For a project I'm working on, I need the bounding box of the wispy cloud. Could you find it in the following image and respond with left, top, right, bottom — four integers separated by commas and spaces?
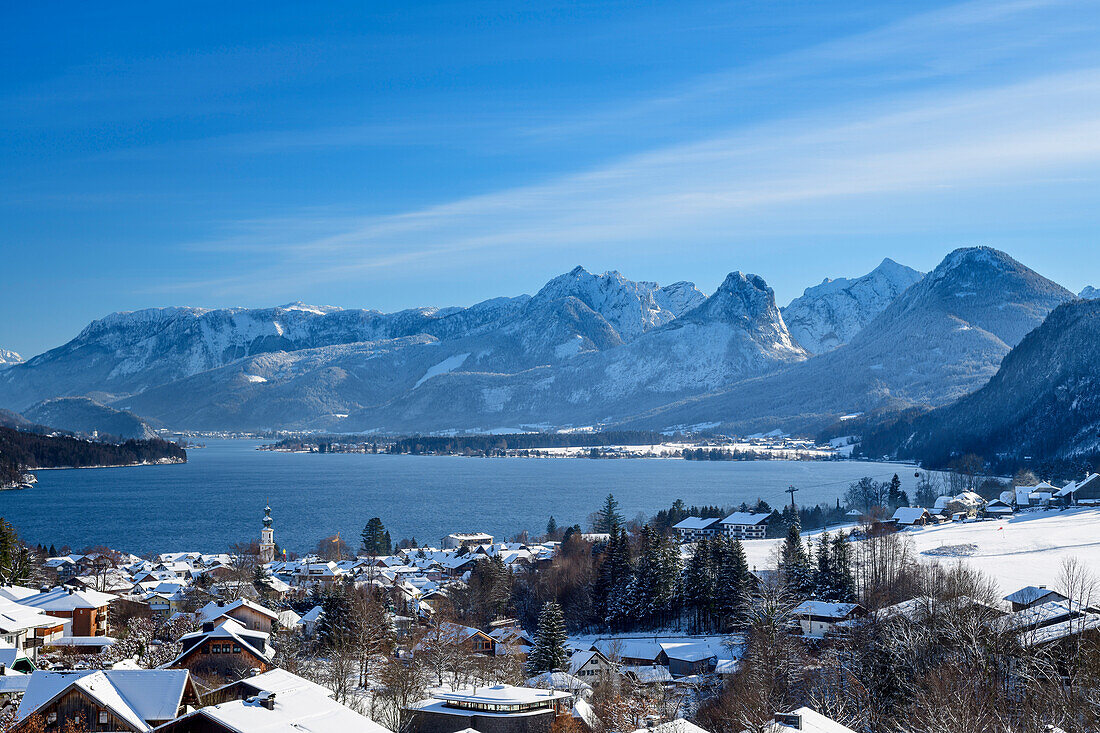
158, 0, 1100, 299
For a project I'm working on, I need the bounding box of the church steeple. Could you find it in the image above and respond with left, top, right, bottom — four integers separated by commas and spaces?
259, 503, 275, 563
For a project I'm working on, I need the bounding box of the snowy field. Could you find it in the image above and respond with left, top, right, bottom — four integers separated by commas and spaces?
531, 441, 839, 459
740, 507, 1100, 594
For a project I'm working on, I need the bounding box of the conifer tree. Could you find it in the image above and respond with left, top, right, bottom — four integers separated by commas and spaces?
887, 474, 903, 509
683, 538, 715, 631
360, 518, 388, 556
595, 494, 624, 534
546, 516, 558, 537
527, 600, 569, 674
814, 531, 833, 599
830, 531, 856, 602
780, 523, 814, 599
715, 537, 752, 630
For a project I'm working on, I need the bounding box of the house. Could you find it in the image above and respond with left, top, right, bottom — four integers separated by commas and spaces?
0, 666, 30, 705
165, 619, 275, 678
983, 499, 1014, 517
1004, 586, 1069, 612
763, 706, 858, 733
420, 623, 496, 656
524, 671, 591, 698
297, 606, 323, 637
15, 669, 198, 732
200, 667, 334, 706
19, 587, 116, 637
890, 507, 932, 527
568, 649, 614, 681
196, 599, 279, 633
672, 517, 723, 543
791, 601, 866, 637
154, 685, 390, 733
407, 684, 571, 733
1004, 600, 1089, 634
442, 533, 494, 550
590, 639, 667, 667
0, 642, 36, 673
1057, 473, 1100, 505
719, 513, 770, 541
660, 643, 717, 677
490, 626, 534, 657
0, 598, 67, 660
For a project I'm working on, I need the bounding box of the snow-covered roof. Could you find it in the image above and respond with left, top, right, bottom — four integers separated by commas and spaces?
0, 598, 67, 634
1021, 613, 1100, 647
197, 598, 278, 624
1004, 586, 1067, 606
591, 639, 664, 661
19, 587, 117, 612
792, 601, 862, 619
0, 585, 40, 602
620, 665, 673, 683
175, 685, 389, 733
17, 670, 192, 730
1003, 600, 1084, 631
432, 684, 571, 706
720, 512, 769, 526
210, 668, 334, 699
660, 642, 717, 662
672, 517, 722, 531
170, 618, 273, 666
891, 507, 931, 525
763, 707, 857, 733
525, 671, 591, 693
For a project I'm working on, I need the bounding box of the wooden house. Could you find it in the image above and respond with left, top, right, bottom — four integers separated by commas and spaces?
166, 619, 275, 679
19, 587, 115, 637
14, 669, 198, 732
196, 599, 279, 634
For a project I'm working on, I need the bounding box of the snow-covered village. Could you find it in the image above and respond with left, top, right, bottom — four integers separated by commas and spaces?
0, 470, 1098, 732
9, 1, 1100, 731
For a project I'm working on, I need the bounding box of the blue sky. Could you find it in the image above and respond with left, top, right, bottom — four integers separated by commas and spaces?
3, 0, 1100, 358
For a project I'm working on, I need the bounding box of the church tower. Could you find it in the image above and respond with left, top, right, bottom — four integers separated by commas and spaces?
260, 504, 275, 563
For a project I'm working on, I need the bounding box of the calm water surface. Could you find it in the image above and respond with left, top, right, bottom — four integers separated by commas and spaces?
1, 440, 923, 555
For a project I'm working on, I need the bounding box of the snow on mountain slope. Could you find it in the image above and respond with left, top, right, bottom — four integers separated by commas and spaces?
529, 267, 704, 341
621, 247, 1074, 436
782, 258, 923, 353
338, 271, 806, 433
23, 396, 159, 440
1081, 286, 1099, 299
0, 350, 22, 370
741, 507, 1100, 595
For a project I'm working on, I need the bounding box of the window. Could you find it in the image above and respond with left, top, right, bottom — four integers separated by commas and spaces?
99, 711, 109, 724
233, 645, 241, 653
47, 713, 57, 724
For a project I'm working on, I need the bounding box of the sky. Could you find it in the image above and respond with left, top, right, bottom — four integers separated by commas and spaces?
3, 0, 1100, 358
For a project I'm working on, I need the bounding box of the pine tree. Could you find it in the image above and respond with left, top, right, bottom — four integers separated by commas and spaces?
683, 538, 714, 632
714, 537, 752, 630
887, 474, 903, 509
779, 523, 814, 599
316, 583, 361, 651
527, 600, 569, 674
595, 494, 624, 534
546, 516, 558, 537
813, 531, 833, 599
831, 531, 856, 602
360, 518, 387, 556
596, 528, 632, 627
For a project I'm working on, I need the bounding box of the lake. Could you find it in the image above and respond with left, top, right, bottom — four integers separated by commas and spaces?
1, 440, 925, 556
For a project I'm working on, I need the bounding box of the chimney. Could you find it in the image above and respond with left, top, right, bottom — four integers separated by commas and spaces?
202, 622, 215, 633
257, 691, 276, 710
0, 664, 6, 676
216, 600, 225, 607
774, 713, 803, 730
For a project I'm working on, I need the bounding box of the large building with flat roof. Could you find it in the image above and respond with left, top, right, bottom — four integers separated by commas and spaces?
408, 684, 571, 733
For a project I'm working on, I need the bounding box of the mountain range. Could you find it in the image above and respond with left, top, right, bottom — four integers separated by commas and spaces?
859, 298, 1100, 470
0, 247, 1085, 437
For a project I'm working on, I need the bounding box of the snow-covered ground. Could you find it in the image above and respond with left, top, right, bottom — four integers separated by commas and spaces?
741, 507, 1100, 594
522, 440, 840, 459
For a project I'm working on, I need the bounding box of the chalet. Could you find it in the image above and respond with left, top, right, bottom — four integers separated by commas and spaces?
166, 619, 275, 678
983, 499, 1014, 517
1004, 585, 1068, 612
196, 599, 279, 633
672, 517, 723, 543
200, 668, 334, 706
15, 669, 198, 732
297, 606, 323, 637
791, 601, 866, 637
20, 587, 115, 637
1004, 600, 1090, 634
155, 685, 389, 733
407, 684, 571, 733
524, 671, 591, 698
890, 507, 932, 527
568, 649, 614, 681
489, 626, 534, 657
719, 512, 770, 541
764, 707, 858, 733
420, 623, 496, 656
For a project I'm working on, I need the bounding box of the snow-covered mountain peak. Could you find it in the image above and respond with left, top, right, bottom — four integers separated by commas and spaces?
684, 271, 784, 326
781, 259, 923, 354
530, 266, 692, 341
0, 349, 22, 369
277, 301, 343, 315
1081, 286, 1099, 300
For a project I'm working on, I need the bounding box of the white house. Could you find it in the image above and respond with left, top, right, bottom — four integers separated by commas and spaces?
672, 517, 723, 542
791, 601, 866, 637
891, 507, 932, 527
719, 512, 770, 541
763, 707, 858, 733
